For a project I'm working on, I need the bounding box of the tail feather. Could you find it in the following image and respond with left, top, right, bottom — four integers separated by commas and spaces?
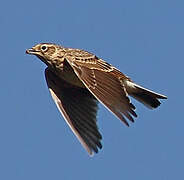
128, 83, 167, 109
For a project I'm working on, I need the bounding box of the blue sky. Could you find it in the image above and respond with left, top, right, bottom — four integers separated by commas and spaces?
0, 0, 183, 179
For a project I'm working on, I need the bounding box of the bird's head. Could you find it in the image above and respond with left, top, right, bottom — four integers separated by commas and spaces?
26, 43, 65, 67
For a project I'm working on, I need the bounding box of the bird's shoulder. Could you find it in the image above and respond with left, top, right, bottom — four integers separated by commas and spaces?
64, 48, 114, 72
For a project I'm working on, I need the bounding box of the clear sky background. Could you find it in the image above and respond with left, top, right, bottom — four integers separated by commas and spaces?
0, 0, 183, 179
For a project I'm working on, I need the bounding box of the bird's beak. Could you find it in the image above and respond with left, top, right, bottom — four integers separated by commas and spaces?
26, 48, 39, 55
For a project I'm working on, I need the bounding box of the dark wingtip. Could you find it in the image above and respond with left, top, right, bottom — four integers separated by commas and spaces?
130, 103, 136, 110
125, 122, 130, 127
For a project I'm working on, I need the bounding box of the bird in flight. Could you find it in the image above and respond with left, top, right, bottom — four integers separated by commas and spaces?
26, 43, 167, 155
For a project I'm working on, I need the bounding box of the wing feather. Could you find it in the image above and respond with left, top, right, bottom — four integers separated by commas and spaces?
65, 57, 137, 126
45, 68, 102, 155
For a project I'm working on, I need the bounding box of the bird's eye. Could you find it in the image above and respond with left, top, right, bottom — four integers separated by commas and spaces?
41, 45, 48, 52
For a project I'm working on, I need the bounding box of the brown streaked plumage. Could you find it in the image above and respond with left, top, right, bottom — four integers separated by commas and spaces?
26, 43, 167, 155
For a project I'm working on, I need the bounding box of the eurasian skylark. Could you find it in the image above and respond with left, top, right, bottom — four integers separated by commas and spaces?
26, 43, 167, 155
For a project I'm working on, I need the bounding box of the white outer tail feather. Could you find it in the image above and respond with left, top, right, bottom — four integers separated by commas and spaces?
125, 81, 167, 109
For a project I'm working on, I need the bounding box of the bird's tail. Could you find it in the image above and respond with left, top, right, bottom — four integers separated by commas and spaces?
127, 82, 167, 109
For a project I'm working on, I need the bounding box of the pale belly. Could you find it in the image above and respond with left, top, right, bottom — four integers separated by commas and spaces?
55, 64, 85, 88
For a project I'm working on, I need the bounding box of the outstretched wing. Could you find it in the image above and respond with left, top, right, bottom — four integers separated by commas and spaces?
45, 68, 102, 155
65, 53, 137, 126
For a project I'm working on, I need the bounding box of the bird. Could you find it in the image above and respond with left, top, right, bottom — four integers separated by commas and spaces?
26, 43, 167, 155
